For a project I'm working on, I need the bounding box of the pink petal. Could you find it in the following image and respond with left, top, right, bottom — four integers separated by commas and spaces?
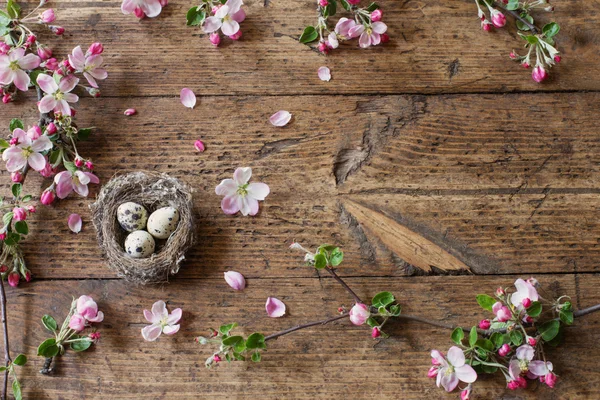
371, 22, 387, 34
84, 172, 100, 184
516, 344, 535, 361
18, 53, 41, 70
221, 195, 241, 215
38, 95, 57, 114
124, 108, 136, 116
269, 110, 292, 127
13, 70, 30, 91
87, 310, 104, 323
180, 88, 196, 109
233, 167, 252, 185
202, 16, 222, 33
265, 297, 286, 318
143, 309, 156, 323
140, 0, 163, 18
221, 20, 239, 37
58, 75, 79, 93
359, 32, 371, 48
121, 0, 137, 14
247, 182, 270, 200
167, 308, 182, 325
68, 213, 82, 233
245, 197, 260, 216
54, 100, 72, 116
141, 324, 162, 341
163, 324, 180, 335
318, 66, 331, 82
528, 360, 549, 377
68, 46, 86, 70
194, 140, 205, 152
151, 300, 168, 319
454, 365, 477, 383
225, 0, 242, 14
28, 152, 46, 171
55, 178, 74, 199
37, 73, 58, 94
215, 179, 238, 196
224, 271, 246, 290
440, 372, 458, 392
447, 346, 465, 367
231, 8, 246, 23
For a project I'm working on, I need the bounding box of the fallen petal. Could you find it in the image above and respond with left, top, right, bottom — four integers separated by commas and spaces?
318, 66, 331, 82
180, 88, 197, 109
124, 108, 136, 116
265, 297, 286, 318
68, 213, 82, 233
269, 110, 292, 127
224, 271, 246, 290
194, 139, 205, 152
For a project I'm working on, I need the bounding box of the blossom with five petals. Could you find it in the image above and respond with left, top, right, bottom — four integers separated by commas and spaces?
510, 278, 539, 308
348, 22, 388, 48
54, 170, 100, 198
215, 167, 270, 216
431, 347, 477, 392
202, 0, 245, 36
121, 0, 163, 18
141, 300, 182, 341
68, 45, 108, 88
0, 48, 41, 91
2, 127, 52, 172
37, 74, 79, 116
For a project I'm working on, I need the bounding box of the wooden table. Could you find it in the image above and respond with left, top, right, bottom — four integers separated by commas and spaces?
1, 0, 599, 398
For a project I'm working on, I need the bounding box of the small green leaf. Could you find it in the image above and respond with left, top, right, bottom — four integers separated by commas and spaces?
510, 330, 523, 346
365, 2, 380, 12
372, 291, 395, 308
451, 327, 464, 345
20, 195, 32, 203
9, 118, 23, 132
251, 351, 261, 362
64, 161, 77, 173
366, 317, 379, 328
29, 70, 42, 88
37, 338, 60, 357
77, 128, 93, 141
0, 10, 11, 26
186, 6, 206, 26
329, 249, 343, 267
475, 294, 496, 312
12, 354, 26, 366
526, 301, 542, 318
314, 253, 327, 269
2, 212, 13, 227
233, 340, 246, 354
11, 183, 21, 198
546, 328, 563, 347
538, 320, 560, 341
490, 332, 506, 349
70, 337, 93, 352
482, 364, 498, 374
389, 304, 401, 316
42, 315, 58, 332
14, 221, 28, 235
0, 367, 5, 372
516, 13, 534, 31
12, 379, 21, 400
523, 35, 539, 45
246, 333, 266, 350
339, 0, 350, 11
232, 352, 245, 361
6, 0, 21, 19
506, 0, 519, 11
222, 335, 243, 347
219, 323, 238, 335
543, 22, 560, 38
469, 326, 478, 347
299, 26, 318, 44
475, 338, 494, 352
323, 0, 336, 18
0, 139, 9, 149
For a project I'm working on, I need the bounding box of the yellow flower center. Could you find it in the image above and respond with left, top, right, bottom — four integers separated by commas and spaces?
21, 147, 33, 158
9, 61, 19, 71
236, 184, 248, 197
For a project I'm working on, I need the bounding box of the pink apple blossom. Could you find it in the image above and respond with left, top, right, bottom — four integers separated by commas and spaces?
37, 73, 79, 116
0, 48, 41, 91
507, 344, 550, 386
532, 65, 548, 83
498, 343, 511, 357
492, 301, 512, 322
121, 0, 163, 18
54, 170, 100, 198
510, 278, 538, 309
69, 313, 86, 331
349, 303, 370, 325
40, 189, 55, 205
68, 45, 107, 88
2, 127, 52, 172
202, 0, 245, 37
141, 300, 182, 341
76, 295, 105, 323
335, 18, 357, 39
40, 9, 56, 23
215, 167, 270, 216
430, 347, 477, 392
349, 22, 388, 48
224, 271, 245, 290
12, 207, 27, 221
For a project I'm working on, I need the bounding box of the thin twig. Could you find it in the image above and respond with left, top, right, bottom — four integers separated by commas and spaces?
493, 1, 539, 34
573, 304, 600, 318
265, 313, 349, 341
0, 277, 11, 400
324, 267, 363, 304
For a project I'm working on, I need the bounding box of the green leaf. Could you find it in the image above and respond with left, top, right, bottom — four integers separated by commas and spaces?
37, 338, 60, 357
482, 364, 498, 374
538, 320, 560, 341
222, 335, 244, 347
233, 340, 246, 354
372, 291, 395, 308
329, 248, 343, 267
251, 351, 261, 362
389, 304, 401, 317
526, 301, 542, 318
516, 13, 534, 31
64, 161, 77, 173
14, 221, 27, 235
490, 332, 506, 348
366, 317, 379, 328
11, 183, 21, 198
12, 354, 26, 366
475, 338, 494, 352
314, 253, 327, 269
3, 212, 13, 227
469, 326, 478, 347
543, 22, 560, 38
0, 367, 5, 372
6, 0, 20, 19
546, 328, 563, 347
475, 294, 496, 312
246, 333, 266, 350
70, 337, 93, 352
323, 0, 336, 18
0, 139, 9, 149
186, 6, 206, 26
365, 2, 380, 12
0, 10, 11, 26
523, 35, 539, 45
232, 352, 245, 361
12, 379, 21, 400
451, 327, 464, 345
510, 330, 523, 346
299, 26, 318, 44
219, 323, 238, 335
29, 69, 42, 88
339, 0, 351, 11
559, 302, 573, 325
20, 195, 32, 203
9, 118, 23, 132
42, 315, 58, 332
506, 0, 519, 11
77, 128, 93, 141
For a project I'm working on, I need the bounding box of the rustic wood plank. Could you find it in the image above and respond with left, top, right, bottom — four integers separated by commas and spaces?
28, 0, 600, 96
4, 274, 600, 399
0, 94, 597, 278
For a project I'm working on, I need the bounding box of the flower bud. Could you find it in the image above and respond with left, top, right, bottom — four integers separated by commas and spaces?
554, 55, 561, 63
228, 30, 242, 41
41, 190, 55, 205
522, 298, 532, 308
50, 25, 65, 35
427, 366, 438, 378
87, 87, 101, 97
43, 58, 59, 71
528, 337, 537, 346
0, 265, 7, 273
498, 343, 511, 357
209, 32, 221, 47
532, 65, 548, 83
37, 45, 52, 60
371, 326, 381, 338
380, 33, 390, 43
41, 9, 56, 23
524, 315, 533, 324
224, 271, 246, 290
0, 232, 6, 241
319, 0, 328, 6
24, 271, 32, 282
0, 43, 9, 55
26, 205, 36, 214
491, 11, 506, 28
85, 161, 94, 170
371, 9, 383, 22
26, 35, 37, 45
7, 272, 20, 287
213, 354, 221, 363
30, 125, 42, 140
134, 7, 144, 18
347, 0, 360, 4
74, 157, 84, 168
509, 51, 517, 59
337, 307, 344, 313
478, 319, 491, 330
194, 140, 205, 152
482, 21, 492, 31
68, 313, 86, 332
46, 122, 57, 134
349, 303, 370, 325
124, 108, 136, 116
318, 41, 331, 54
89, 331, 101, 341
10, 171, 23, 183
460, 387, 471, 400
545, 372, 557, 388
12, 207, 27, 222
87, 42, 104, 56
2, 94, 12, 104
495, 287, 505, 297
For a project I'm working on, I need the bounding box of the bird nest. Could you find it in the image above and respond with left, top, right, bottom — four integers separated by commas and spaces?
91, 171, 195, 284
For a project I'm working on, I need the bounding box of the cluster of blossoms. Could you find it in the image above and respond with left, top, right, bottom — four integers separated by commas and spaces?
186, 0, 246, 46
429, 278, 571, 398
474, 0, 561, 82
300, 0, 388, 52
37, 295, 103, 374
121, 0, 169, 19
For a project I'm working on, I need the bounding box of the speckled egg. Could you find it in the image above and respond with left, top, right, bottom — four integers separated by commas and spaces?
124, 230, 155, 258
147, 207, 180, 239
117, 202, 148, 232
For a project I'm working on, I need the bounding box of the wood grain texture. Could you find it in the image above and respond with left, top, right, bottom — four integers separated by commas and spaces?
5, 275, 600, 399
26, 0, 600, 96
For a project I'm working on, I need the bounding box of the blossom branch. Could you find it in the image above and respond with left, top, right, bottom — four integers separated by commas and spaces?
264, 312, 349, 341
0, 276, 11, 400
324, 267, 363, 304
492, 1, 538, 34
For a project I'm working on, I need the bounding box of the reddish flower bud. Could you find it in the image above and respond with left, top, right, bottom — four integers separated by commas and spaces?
87, 42, 104, 56
10, 171, 23, 183
528, 337, 537, 346
545, 372, 557, 388
498, 343, 511, 357
482, 21, 492, 31
228, 30, 242, 41
496, 287, 505, 297
522, 298, 532, 308
194, 140, 205, 152
26, 35, 37, 44
74, 157, 84, 167
209, 32, 221, 47
532, 65, 548, 83
7, 272, 20, 287
134, 7, 144, 18
43, 57, 59, 71
50, 26, 65, 35
213, 354, 221, 363
0, 43, 9, 55
0, 233, 6, 241
554, 55, 561, 63
89, 331, 101, 341
40, 9, 56, 23
337, 307, 344, 313
2, 94, 12, 104
26, 205, 36, 214
380, 33, 390, 43
319, 0, 328, 6
0, 265, 7, 273
46, 122, 57, 135
25, 271, 32, 282
40, 190, 56, 205
509, 51, 517, 59
124, 108, 136, 116
478, 319, 491, 330
85, 161, 94, 170
37, 45, 53, 60
318, 41, 331, 54
371, 326, 381, 338
491, 11, 506, 28
12, 207, 27, 221
427, 366, 438, 378
371, 9, 383, 22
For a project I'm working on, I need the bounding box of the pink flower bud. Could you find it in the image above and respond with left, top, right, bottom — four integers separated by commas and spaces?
41, 9, 56, 23
213, 354, 221, 362
498, 343, 511, 357
522, 298, 532, 308
380, 33, 390, 43
194, 140, 205, 152
347, 0, 360, 4
509, 51, 517, 59
554, 55, 561, 63
427, 366, 438, 378
37, 45, 52, 60
87, 87, 101, 97
528, 337, 537, 346
26, 35, 37, 45
30, 125, 42, 139
318, 41, 331, 54
75, 157, 84, 168
87, 42, 104, 56
507, 380, 519, 390
460, 387, 471, 400
371, 326, 381, 338
85, 161, 94, 170
224, 271, 246, 290
9, 138, 17, 146
24, 271, 32, 282
337, 307, 344, 313
319, 0, 328, 6
532, 65, 548, 83
40, 190, 55, 205
89, 331, 101, 341
124, 108, 136, 116
12, 207, 27, 222
371, 9, 383, 22
10, 171, 23, 183
0, 43, 9, 55
26, 205, 36, 214
482, 21, 492, 31
209, 32, 221, 47
69, 313, 86, 332
495, 287, 505, 297
545, 372, 557, 388
349, 303, 370, 325
46, 122, 57, 135
0, 265, 7, 273
43, 58, 59, 71
50, 26, 65, 35
7, 272, 20, 287
0, 233, 6, 241
491, 11, 506, 28
2, 94, 12, 104
228, 30, 242, 41
522, 61, 530, 69
134, 7, 144, 18
478, 319, 491, 330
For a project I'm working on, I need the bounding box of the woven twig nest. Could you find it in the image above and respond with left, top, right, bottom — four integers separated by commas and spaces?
91, 171, 195, 284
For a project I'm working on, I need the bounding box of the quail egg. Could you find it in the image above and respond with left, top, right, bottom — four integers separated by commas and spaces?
147, 207, 180, 239
117, 202, 148, 232
124, 230, 155, 258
